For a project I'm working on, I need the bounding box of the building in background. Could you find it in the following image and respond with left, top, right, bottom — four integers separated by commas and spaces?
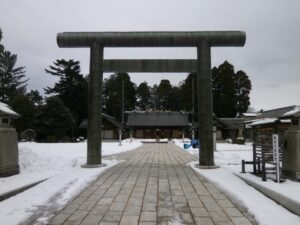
125, 111, 190, 140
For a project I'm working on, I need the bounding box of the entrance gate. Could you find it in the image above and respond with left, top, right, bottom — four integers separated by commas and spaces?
57, 31, 246, 167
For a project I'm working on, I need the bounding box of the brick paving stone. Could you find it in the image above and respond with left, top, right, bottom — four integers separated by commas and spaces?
89, 205, 109, 215
140, 211, 157, 222
80, 214, 103, 225
102, 210, 123, 222
194, 217, 214, 225
99, 222, 118, 225
223, 207, 243, 217
62, 210, 88, 225
48, 213, 71, 225
190, 207, 210, 217
119, 216, 139, 225
139, 222, 157, 225
142, 203, 157, 212
217, 199, 235, 208
231, 217, 253, 225
124, 205, 142, 216
42, 143, 254, 225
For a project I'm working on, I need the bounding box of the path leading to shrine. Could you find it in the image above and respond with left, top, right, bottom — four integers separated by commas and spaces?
48, 143, 254, 225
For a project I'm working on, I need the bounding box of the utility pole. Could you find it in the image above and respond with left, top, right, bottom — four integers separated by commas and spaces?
119, 74, 124, 146
192, 73, 195, 140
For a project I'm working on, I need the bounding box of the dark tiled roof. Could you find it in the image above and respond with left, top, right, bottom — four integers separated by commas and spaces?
218, 118, 244, 129
126, 111, 189, 127
258, 105, 296, 119
79, 113, 121, 129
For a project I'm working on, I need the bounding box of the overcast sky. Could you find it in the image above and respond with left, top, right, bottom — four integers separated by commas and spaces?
1, 0, 299, 111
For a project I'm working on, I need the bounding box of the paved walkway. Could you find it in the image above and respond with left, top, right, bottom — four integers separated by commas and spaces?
48, 143, 254, 225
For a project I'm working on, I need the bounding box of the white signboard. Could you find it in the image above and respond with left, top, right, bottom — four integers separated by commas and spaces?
272, 134, 280, 182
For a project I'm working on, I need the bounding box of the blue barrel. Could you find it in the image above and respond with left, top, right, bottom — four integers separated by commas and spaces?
183, 143, 190, 149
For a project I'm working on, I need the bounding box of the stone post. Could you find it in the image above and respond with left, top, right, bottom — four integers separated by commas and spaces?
213, 126, 217, 152
119, 129, 122, 146
197, 42, 215, 167
130, 129, 133, 143
85, 43, 105, 167
0, 128, 19, 177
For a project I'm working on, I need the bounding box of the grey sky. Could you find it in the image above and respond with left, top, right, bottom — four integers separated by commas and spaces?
1, 0, 299, 111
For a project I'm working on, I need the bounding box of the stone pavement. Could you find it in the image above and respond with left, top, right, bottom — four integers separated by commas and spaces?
48, 143, 254, 225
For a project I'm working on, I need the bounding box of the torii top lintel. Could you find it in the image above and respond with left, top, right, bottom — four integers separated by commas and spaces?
57, 31, 246, 48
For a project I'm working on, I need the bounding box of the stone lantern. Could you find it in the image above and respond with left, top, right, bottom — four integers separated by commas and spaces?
0, 102, 20, 177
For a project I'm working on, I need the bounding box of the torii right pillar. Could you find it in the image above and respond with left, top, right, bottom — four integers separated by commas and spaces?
197, 41, 216, 168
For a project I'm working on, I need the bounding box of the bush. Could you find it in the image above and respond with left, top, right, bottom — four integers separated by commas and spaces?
233, 137, 245, 145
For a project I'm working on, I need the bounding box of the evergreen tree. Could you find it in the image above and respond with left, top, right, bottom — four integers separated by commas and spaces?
103, 73, 136, 121
215, 61, 236, 117
154, 79, 173, 110
44, 59, 88, 127
179, 73, 197, 112
212, 61, 251, 117
234, 70, 252, 116
180, 61, 252, 118
169, 86, 181, 111
0, 29, 27, 103
35, 96, 75, 141
26, 89, 43, 106
0, 29, 4, 52
136, 81, 151, 110
10, 93, 35, 133
149, 84, 158, 110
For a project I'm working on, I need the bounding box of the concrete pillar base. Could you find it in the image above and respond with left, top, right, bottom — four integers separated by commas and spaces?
282, 126, 300, 181
282, 170, 300, 181
195, 164, 220, 169
0, 128, 19, 177
81, 163, 107, 168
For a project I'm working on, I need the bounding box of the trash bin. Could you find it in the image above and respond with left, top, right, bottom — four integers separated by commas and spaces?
183, 143, 190, 149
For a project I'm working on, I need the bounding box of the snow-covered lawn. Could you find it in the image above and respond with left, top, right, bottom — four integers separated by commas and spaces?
174, 139, 300, 225
0, 139, 142, 225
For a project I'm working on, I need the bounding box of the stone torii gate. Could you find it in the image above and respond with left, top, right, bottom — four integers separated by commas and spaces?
57, 31, 246, 168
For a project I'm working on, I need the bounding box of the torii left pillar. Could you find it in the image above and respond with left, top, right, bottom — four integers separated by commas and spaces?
82, 42, 106, 167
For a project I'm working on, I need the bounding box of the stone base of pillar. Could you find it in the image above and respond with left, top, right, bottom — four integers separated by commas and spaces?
81, 163, 107, 168
0, 128, 19, 177
195, 164, 220, 169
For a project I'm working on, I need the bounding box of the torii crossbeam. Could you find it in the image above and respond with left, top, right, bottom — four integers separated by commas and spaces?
57, 31, 246, 168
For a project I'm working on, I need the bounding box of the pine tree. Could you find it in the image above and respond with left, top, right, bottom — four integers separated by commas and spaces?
136, 82, 151, 110
44, 59, 88, 126
217, 61, 236, 117
234, 70, 252, 116
0, 29, 4, 52
103, 73, 136, 121
35, 96, 75, 141
181, 61, 252, 118
0, 29, 27, 103
179, 73, 197, 112
154, 79, 173, 110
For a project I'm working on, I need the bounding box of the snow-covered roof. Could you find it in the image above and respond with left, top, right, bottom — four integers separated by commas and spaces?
282, 106, 300, 117
0, 102, 20, 117
242, 112, 259, 117
249, 118, 291, 126
249, 118, 277, 126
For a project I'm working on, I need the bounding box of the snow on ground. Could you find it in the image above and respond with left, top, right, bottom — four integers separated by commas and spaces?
173, 139, 253, 165
190, 163, 300, 225
174, 139, 300, 225
0, 139, 142, 225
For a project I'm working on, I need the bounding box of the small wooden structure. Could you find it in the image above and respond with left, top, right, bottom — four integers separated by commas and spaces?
242, 118, 291, 181
0, 102, 20, 128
